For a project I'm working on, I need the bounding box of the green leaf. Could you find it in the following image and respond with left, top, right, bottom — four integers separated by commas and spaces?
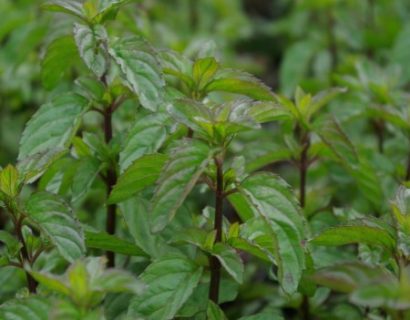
350, 281, 410, 309
0, 164, 19, 198
312, 262, 395, 293
245, 148, 292, 173
350, 160, 384, 209
315, 116, 359, 166
237, 217, 277, 263
315, 117, 383, 208
280, 40, 317, 96
248, 101, 291, 123
171, 227, 211, 249
42, 0, 86, 21
306, 87, 346, 120
151, 140, 215, 232
18, 149, 68, 184
391, 23, 410, 84
71, 157, 100, 203
84, 230, 148, 257
0, 296, 50, 320
109, 153, 168, 204
26, 192, 85, 262
119, 113, 168, 172
94, 0, 131, 23
206, 69, 275, 101
238, 309, 284, 320
120, 197, 167, 258
311, 223, 396, 250
211, 243, 244, 284
206, 300, 228, 320
41, 36, 79, 89
73, 23, 107, 78
193, 57, 219, 90
238, 172, 305, 294
167, 99, 213, 138
0, 230, 21, 257
18, 93, 88, 160
128, 254, 203, 320
109, 36, 165, 111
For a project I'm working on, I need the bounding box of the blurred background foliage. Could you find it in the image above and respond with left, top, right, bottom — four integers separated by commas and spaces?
2, 0, 410, 162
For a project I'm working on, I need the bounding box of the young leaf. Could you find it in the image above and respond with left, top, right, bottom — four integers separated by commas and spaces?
306, 87, 346, 120
26, 192, 85, 262
109, 36, 165, 111
109, 153, 168, 204
238, 172, 305, 294
119, 113, 168, 172
73, 23, 107, 78
192, 57, 219, 91
18, 93, 88, 160
41, 35, 79, 89
94, 0, 131, 23
151, 140, 216, 232
0, 164, 19, 198
128, 254, 203, 320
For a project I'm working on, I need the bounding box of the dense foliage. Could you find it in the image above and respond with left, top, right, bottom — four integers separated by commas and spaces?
2, 0, 410, 319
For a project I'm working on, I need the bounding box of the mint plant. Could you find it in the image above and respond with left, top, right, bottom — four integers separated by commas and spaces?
2, 0, 410, 319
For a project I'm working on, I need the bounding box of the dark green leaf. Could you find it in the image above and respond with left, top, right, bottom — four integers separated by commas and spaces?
119, 113, 168, 171
73, 23, 107, 78
109, 153, 168, 204
84, 230, 148, 257
151, 140, 215, 232
0, 296, 50, 320
128, 254, 203, 320
26, 192, 85, 262
211, 243, 244, 284
238, 173, 305, 294
311, 224, 396, 250
109, 36, 165, 111
206, 69, 275, 101
18, 93, 88, 160
41, 36, 79, 89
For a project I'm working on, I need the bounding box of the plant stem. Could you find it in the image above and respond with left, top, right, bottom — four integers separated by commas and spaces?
103, 104, 117, 268
14, 216, 37, 293
209, 156, 224, 304
189, 0, 198, 30
372, 119, 385, 154
299, 133, 310, 208
406, 149, 410, 181
299, 132, 310, 320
